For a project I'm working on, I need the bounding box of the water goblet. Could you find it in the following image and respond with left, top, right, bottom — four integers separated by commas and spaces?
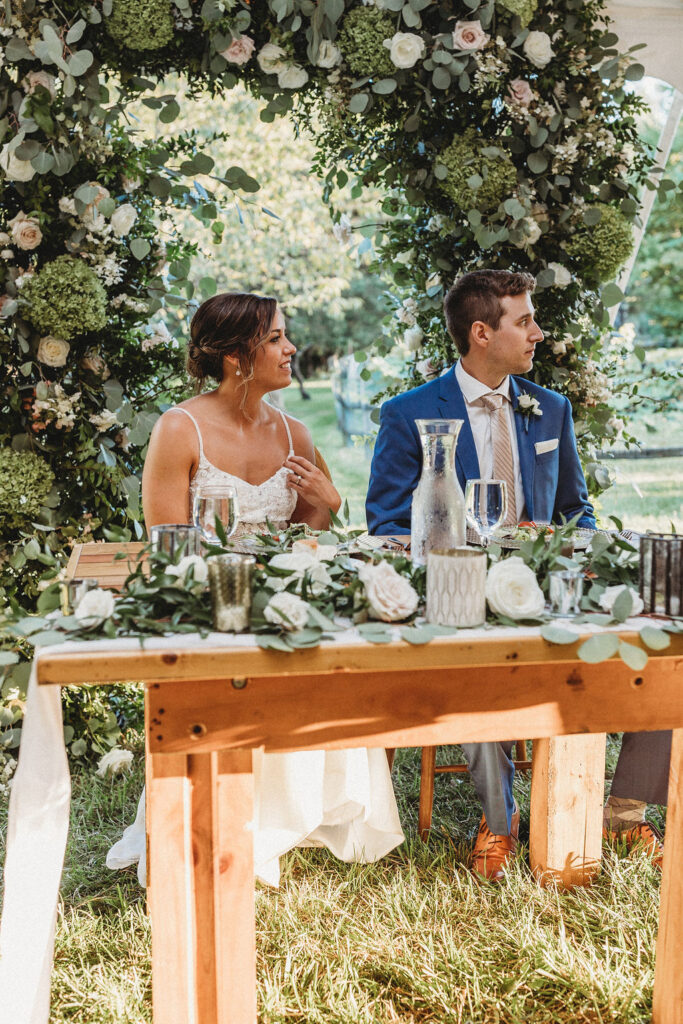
193, 484, 239, 544
465, 479, 507, 547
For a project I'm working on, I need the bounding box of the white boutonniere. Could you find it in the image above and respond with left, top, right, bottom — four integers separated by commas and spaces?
515, 392, 542, 432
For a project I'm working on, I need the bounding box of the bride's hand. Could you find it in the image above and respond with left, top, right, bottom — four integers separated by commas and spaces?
285, 455, 342, 514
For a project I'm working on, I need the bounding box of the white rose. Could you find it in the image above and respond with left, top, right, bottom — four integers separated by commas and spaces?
166, 554, 208, 588
9, 212, 42, 250
485, 557, 545, 619
59, 197, 77, 215
25, 70, 56, 98
0, 145, 36, 182
523, 219, 542, 245
358, 561, 419, 622
96, 748, 134, 778
517, 393, 542, 416
384, 31, 425, 69
277, 65, 309, 89
290, 539, 337, 560
452, 20, 490, 51
317, 39, 341, 68
257, 42, 288, 75
404, 325, 424, 351
524, 31, 554, 68
269, 550, 318, 574
74, 587, 116, 625
220, 34, 256, 66
37, 336, 70, 367
547, 262, 571, 288
111, 203, 138, 237
264, 591, 310, 631
598, 585, 644, 617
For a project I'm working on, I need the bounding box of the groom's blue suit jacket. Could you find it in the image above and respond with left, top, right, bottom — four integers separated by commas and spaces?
366, 367, 596, 535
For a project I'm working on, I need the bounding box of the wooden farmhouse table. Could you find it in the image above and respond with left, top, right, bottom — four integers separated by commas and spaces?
33, 624, 683, 1024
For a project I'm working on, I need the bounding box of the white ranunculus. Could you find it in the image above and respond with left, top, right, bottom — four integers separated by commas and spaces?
96, 747, 134, 778
524, 30, 554, 68
167, 554, 209, 588
277, 64, 309, 89
264, 591, 310, 631
9, 211, 42, 250
257, 42, 288, 75
317, 39, 341, 68
599, 585, 644, 618
74, 587, 116, 625
547, 262, 571, 288
25, 70, 56, 98
404, 325, 424, 351
37, 336, 70, 367
485, 557, 545, 619
358, 561, 419, 622
0, 145, 36, 182
111, 203, 138, 237
452, 20, 490, 51
384, 31, 425, 69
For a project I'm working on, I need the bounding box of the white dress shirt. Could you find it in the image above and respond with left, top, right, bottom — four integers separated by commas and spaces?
455, 360, 526, 520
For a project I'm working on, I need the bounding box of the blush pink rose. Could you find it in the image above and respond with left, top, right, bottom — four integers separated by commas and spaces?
220, 35, 256, 65
452, 20, 490, 51
508, 78, 534, 106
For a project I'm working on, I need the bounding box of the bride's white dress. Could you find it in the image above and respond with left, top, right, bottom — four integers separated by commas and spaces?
107, 406, 404, 886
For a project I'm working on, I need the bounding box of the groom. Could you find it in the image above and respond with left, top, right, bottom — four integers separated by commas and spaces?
366, 269, 669, 878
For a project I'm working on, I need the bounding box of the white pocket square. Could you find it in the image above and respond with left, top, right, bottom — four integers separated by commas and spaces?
535, 438, 559, 455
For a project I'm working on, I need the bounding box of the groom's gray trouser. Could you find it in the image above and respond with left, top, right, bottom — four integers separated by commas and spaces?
461, 742, 516, 836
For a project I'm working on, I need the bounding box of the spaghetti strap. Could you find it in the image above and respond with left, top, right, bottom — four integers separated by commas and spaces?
278, 409, 295, 456
169, 406, 205, 461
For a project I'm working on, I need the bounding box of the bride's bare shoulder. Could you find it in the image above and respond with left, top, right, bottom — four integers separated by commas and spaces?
150, 404, 199, 446
280, 411, 314, 456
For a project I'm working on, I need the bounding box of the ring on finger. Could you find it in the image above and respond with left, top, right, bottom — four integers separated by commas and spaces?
296, 474, 302, 484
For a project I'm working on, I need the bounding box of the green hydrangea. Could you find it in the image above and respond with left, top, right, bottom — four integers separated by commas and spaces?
23, 256, 107, 340
437, 130, 518, 214
338, 7, 396, 79
0, 448, 54, 529
565, 205, 634, 282
496, 0, 538, 28
106, 0, 174, 51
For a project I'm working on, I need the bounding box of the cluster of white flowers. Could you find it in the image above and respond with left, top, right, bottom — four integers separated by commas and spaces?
111, 294, 149, 314
266, 541, 336, 597
141, 320, 173, 352
0, 756, 17, 799
96, 747, 134, 778
566, 359, 611, 406
472, 51, 508, 92
86, 252, 125, 286
89, 409, 119, 432
33, 384, 81, 430
256, 42, 308, 89
332, 214, 353, 247
396, 297, 418, 327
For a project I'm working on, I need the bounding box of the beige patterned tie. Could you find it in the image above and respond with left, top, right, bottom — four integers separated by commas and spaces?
478, 392, 518, 526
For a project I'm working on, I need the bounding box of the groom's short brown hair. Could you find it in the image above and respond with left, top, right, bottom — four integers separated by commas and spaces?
444, 270, 536, 356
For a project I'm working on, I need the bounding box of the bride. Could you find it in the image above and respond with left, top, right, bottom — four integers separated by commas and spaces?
108, 291, 404, 886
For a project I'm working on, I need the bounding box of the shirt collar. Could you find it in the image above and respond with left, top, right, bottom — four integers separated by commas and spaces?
455, 360, 511, 405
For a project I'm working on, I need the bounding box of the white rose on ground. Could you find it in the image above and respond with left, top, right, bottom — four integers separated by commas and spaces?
0, 145, 36, 182
599, 585, 644, 617
452, 20, 490, 51
358, 561, 419, 622
167, 554, 208, 588
257, 42, 288, 75
74, 587, 116, 625
25, 70, 56, 97
524, 31, 554, 68
547, 262, 571, 288
317, 40, 341, 68
508, 78, 534, 106
9, 212, 42, 250
111, 203, 138, 237
485, 556, 545, 619
404, 325, 424, 351
96, 748, 134, 778
37, 336, 70, 367
278, 65, 309, 89
220, 34, 255, 65
385, 32, 425, 69
264, 591, 310, 631
89, 410, 119, 431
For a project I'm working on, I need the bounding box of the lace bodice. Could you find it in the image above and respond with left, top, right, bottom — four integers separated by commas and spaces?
172, 406, 298, 538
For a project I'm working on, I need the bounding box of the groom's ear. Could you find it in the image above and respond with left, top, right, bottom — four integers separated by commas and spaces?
470, 319, 491, 350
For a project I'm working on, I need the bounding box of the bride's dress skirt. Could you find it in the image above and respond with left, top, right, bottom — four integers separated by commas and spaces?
107, 747, 404, 887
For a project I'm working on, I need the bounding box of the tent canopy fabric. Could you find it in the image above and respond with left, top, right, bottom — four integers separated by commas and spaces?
606, 0, 683, 92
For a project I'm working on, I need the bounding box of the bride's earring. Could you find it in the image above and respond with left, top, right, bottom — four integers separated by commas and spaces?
235, 368, 241, 377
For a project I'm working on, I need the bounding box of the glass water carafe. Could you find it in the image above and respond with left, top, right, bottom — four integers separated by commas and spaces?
410, 419, 466, 566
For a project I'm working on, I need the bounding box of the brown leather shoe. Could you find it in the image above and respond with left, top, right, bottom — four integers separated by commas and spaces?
603, 821, 664, 869
471, 808, 520, 881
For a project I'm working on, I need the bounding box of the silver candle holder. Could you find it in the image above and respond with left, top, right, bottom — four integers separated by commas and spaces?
207, 553, 255, 633
149, 524, 201, 559
426, 548, 487, 628
640, 533, 682, 617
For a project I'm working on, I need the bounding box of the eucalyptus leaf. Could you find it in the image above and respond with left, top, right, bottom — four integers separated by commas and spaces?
372, 78, 397, 95
67, 50, 94, 77
0, 652, 20, 666
130, 237, 151, 260
400, 626, 434, 645
348, 93, 369, 114
611, 587, 633, 623
577, 633, 619, 663
639, 626, 670, 651
540, 624, 580, 645
527, 152, 548, 174
618, 640, 648, 671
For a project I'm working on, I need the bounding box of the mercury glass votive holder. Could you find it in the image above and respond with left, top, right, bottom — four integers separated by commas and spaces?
548, 570, 584, 617
640, 533, 683, 617
207, 553, 255, 633
149, 524, 201, 560
426, 548, 487, 628
60, 577, 100, 615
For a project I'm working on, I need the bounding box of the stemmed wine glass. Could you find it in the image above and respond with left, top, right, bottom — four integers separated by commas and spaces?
192, 484, 239, 544
465, 479, 507, 547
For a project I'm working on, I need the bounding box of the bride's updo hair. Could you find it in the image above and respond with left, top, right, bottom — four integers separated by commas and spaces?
187, 291, 278, 390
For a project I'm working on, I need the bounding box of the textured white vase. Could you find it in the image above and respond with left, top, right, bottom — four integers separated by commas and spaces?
426, 548, 487, 628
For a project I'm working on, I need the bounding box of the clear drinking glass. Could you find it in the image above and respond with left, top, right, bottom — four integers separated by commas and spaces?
193, 484, 239, 543
465, 479, 507, 547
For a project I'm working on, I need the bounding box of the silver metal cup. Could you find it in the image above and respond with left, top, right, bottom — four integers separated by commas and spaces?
548, 570, 584, 617
207, 553, 255, 633
149, 524, 201, 559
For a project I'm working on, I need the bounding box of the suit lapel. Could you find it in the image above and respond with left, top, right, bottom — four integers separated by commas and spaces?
510, 376, 536, 519
437, 369, 480, 486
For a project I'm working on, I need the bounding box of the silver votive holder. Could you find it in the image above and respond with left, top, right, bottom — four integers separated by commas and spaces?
207, 554, 255, 633
426, 548, 487, 628
548, 570, 584, 617
60, 577, 101, 615
149, 524, 201, 559
640, 533, 682, 617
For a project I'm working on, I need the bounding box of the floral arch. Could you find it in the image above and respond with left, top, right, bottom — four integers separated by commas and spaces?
0, 0, 657, 611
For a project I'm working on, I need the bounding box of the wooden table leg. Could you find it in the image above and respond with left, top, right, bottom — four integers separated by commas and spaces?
529, 734, 605, 889
653, 727, 683, 1024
